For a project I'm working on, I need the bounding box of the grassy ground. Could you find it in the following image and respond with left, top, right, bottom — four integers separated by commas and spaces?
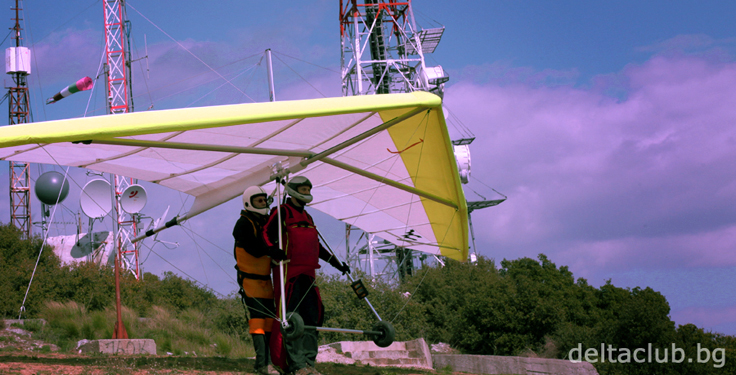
19, 301, 254, 358
1, 302, 446, 374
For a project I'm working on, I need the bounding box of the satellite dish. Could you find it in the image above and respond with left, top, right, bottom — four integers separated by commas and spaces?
35, 171, 70, 205
453, 145, 471, 184
120, 184, 147, 214
80, 179, 112, 218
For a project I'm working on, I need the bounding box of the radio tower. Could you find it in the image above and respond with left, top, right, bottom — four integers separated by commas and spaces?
7, 0, 32, 239
340, 0, 447, 97
340, 0, 449, 281
103, 0, 140, 280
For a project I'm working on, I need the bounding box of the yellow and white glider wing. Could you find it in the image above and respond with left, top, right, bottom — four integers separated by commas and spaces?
0, 92, 468, 260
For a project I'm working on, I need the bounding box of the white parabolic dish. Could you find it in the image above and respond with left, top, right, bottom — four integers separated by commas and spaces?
80, 179, 112, 218
120, 184, 147, 214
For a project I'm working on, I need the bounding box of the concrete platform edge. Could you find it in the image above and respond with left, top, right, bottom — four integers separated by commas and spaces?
433, 354, 599, 375
78, 339, 156, 355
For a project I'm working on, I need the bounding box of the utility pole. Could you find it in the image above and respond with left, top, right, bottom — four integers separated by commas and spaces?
103, 0, 135, 340
7, 0, 32, 239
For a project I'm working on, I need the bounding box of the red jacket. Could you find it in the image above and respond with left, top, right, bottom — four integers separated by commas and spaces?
263, 200, 336, 279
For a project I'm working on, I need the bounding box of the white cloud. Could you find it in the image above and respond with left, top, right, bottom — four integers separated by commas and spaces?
448, 54, 736, 275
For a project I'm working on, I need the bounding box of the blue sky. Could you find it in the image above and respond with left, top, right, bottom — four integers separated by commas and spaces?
2, 1, 736, 336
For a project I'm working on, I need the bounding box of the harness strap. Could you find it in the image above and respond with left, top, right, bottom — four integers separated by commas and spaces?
288, 222, 315, 229
240, 213, 260, 237
236, 266, 272, 282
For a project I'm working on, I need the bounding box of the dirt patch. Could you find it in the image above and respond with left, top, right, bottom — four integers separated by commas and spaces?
0, 360, 249, 375
0, 324, 59, 353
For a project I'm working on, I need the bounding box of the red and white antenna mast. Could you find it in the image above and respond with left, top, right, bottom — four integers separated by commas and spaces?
104, 0, 133, 114
103, 0, 138, 340
6, 0, 32, 239
103, 0, 140, 282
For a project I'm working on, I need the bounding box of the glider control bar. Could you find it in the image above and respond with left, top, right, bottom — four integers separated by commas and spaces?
283, 312, 395, 348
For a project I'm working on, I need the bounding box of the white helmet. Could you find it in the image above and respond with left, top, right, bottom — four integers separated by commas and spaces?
286, 176, 313, 204
242, 186, 270, 215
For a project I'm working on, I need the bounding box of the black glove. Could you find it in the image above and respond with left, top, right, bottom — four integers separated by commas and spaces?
334, 261, 350, 275
268, 247, 287, 262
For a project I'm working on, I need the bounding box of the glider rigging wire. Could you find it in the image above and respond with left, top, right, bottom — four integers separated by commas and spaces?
272, 53, 327, 98
145, 246, 228, 299
389, 260, 433, 325
130, 34, 155, 110
85, 47, 107, 117
272, 50, 339, 74
186, 63, 261, 107
0, 29, 12, 46
471, 175, 508, 200
132, 52, 264, 105
127, 1, 256, 103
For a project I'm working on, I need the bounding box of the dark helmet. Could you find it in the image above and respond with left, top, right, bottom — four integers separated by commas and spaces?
286, 176, 313, 204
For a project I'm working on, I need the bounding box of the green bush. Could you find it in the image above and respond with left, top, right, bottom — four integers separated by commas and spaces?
2, 222, 734, 374
318, 270, 428, 345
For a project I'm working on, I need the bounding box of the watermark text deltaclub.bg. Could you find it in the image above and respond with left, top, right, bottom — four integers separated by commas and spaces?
568, 343, 725, 368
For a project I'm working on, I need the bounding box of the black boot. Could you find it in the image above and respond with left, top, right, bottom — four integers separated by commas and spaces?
252, 333, 269, 374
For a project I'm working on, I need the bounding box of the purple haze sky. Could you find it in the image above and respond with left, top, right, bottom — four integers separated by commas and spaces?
1, 1, 736, 335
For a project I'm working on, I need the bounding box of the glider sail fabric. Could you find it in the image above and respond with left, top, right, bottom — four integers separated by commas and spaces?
0, 92, 468, 260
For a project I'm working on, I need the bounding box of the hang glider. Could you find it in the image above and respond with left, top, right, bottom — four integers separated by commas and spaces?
0, 92, 468, 261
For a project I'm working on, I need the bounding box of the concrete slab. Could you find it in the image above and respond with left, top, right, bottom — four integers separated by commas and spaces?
329, 340, 406, 353
326, 338, 433, 369
317, 345, 357, 364
433, 354, 599, 375
78, 339, 156, 355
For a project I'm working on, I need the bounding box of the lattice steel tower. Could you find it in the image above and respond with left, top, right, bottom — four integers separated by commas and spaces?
6, 0, 32, 239
103, 0, 141, 279
340, 0, 447, 97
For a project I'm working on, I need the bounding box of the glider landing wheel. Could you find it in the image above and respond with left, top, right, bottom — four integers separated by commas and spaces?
371, 321, 395, 348
282, 312, 304, 341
